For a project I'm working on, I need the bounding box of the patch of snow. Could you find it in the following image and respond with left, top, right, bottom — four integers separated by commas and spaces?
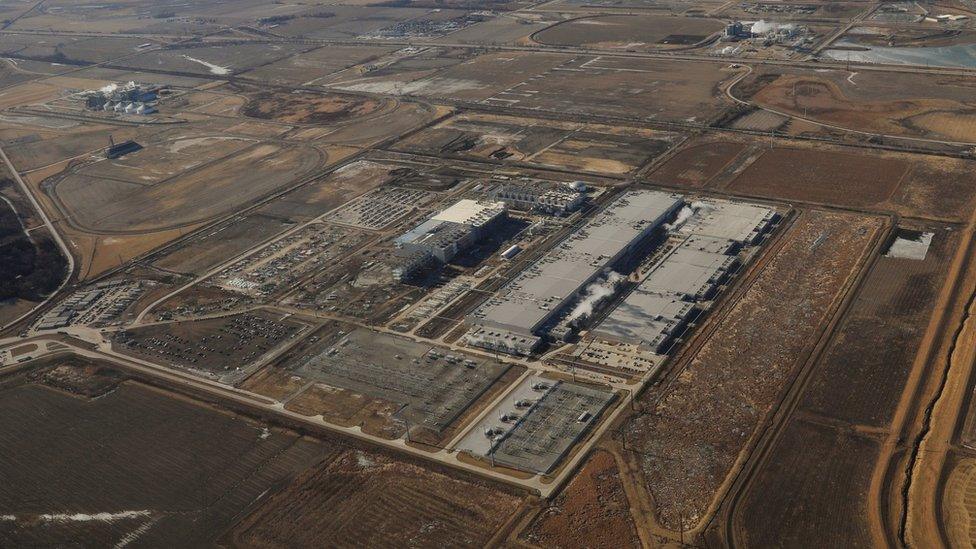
182, 55, 230, 75
41, 510, 151, 523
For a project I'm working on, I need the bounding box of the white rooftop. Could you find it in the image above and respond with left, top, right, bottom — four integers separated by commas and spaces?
432, 199, 506, 227
469, 190, 682, 335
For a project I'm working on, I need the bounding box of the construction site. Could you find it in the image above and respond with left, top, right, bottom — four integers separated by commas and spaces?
1, 0, 976, 546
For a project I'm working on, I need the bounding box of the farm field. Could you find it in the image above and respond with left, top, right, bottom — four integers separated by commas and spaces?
799, 227, 958, 428
729, 224, 959, 547
732, 419, 883, 547
624, 209, 883, 532
226, 447, 524, 547
646, 140, 747, 188
726, 145, 976, 221
532, 14, 724, 50
0, 360, 332, 548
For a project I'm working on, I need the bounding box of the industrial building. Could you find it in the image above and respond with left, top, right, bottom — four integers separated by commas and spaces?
675, 200, 778, 245
84, 82, 160, 115
638, 245, 737, 301
106, 140, 142, 159
591, 291, 695, 353
465, 190, 683, 355
489, 180, 586, 216
393, 199, 507, 281
590, 198, 777, 355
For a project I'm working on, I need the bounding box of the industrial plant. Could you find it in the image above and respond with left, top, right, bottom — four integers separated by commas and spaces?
392, 198, 508, 281
82, 81, 162, 116
464, 192, 777, 357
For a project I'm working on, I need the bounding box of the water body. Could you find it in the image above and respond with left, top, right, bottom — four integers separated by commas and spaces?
822, 39, 976, 69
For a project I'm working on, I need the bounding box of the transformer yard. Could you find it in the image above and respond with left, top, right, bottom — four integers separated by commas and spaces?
1, 0, 975, 546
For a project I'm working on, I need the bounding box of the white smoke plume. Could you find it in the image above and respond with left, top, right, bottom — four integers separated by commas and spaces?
567, 271, 625, 324
664, 200, 711, 231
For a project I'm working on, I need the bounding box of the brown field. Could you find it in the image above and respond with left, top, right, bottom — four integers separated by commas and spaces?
332, 52, 732, 123
519, 450, 642, 548
799, 227, 957, 428
720, 1, 867, 21
285, 383, 403, 438
151, 214, 293, 275
77, 135, 255, 185
239, 44, 397, 86
647, 141, 746, 187
227, 448, 524, 548
626, 209, 883, 532
0, 362, 331, 547
730, 225, 958, 547
52, 142, 323, 232
393, 113, 677, 175
240, 91, 388, 126
733, 419, 882, 547
727, 146, 976, 221
840, 27, 976, 48
533, 14, 723, 50
254, 160, 404, 222
728, 147, 906, 206
744, 68, 976, 143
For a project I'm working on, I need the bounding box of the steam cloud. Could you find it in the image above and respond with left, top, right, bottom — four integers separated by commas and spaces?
664, 200, 710, 231
567, 271, 625, 324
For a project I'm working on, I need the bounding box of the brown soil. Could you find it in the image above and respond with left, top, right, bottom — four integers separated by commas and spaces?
241, 91, 384, 125
749, 70, 976, 143
519, 450, 642, 548
0, 371, 330, 548
647, 141, 746, 188
728, 145, 976, 222
728, 147, 907, 208
228, 448, 524, 548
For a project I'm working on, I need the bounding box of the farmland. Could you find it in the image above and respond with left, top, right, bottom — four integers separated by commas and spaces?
227, 448, 524, 547
532, 14, 724, 51
727, 145, 976, 221
0, 360, 332, 547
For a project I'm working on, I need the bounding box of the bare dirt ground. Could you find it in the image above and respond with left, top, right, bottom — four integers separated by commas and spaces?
532, 14, 723, 51
729, 225, 959, 547
726, 144, 976, 222
743, 68, 976, 143
646, 140, 746, 188
517, 450, 642, 548
241, 91, 388, 126
227, 448, 525, 548
623, 209, 883, 534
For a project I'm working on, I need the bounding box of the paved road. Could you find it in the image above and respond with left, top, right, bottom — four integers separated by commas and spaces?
0, 144, 75, 332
